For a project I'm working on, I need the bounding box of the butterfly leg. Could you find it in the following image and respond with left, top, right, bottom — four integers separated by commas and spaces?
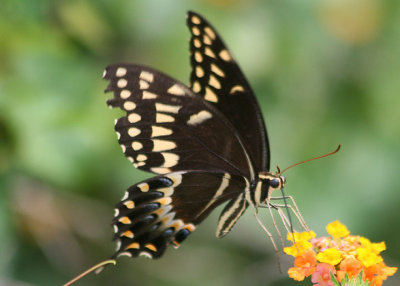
265, 200, 286, 249
254, 209, 282, 272
269, 195, 309, 231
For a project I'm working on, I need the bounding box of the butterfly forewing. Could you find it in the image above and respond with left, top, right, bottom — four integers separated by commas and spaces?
102, 11, 273, 264
112, 171, 246, 259
187, 11, 270, 171
103, 64, 253, 178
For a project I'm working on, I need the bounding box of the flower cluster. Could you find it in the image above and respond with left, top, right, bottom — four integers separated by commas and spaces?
284, 221, 397, 286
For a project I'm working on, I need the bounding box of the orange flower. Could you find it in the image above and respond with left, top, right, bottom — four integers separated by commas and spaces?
311, 263, 336, 286
294, 249, 317, 277
364, 262, 398, 286
288, 267, 306, 281
336, 256, 363, 281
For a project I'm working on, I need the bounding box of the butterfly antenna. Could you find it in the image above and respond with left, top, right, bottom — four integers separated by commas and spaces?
280, 145, 341, 174
63, 259, 116, 286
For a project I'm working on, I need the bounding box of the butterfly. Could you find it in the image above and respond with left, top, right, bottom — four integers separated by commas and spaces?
102, 11, 293, 261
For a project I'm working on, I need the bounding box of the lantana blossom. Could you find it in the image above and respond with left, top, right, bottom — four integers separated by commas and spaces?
284, 221, 397, 286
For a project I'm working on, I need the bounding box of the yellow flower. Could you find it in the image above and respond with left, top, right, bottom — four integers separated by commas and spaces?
357, 247, 383, 267
326, 220, 350, 239
284, 240, 313, 257
286, 231, 316, 243
316, 248, 343, 265
359, 237, 386, 254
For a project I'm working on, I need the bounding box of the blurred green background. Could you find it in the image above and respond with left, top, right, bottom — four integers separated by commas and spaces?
1, 0, 399, 285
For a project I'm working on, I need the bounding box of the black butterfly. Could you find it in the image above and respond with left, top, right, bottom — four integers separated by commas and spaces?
102, 11, 288, 260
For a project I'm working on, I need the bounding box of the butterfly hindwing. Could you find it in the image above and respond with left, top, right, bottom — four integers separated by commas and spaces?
103, 64, 254, 178
216, 192, 248, 238
112, 171, 246, 259
187, 11, 270, 171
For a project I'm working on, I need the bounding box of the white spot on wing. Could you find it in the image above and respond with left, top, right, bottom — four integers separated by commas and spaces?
123, 101, 136, 111
196, 66, 204, 77
191, 15, 201, 24
194, 51, 203, 62
203, 35, 212, 45
128, 127, 141, 137
230, 85, 245, 94
151, 167, 171, 174
156, 113, 175, 123
192, 26, 200, 36
142, 91, 157, 99
123, 200, 135, 209
160, 152, 179, 168
187, 110, 213, 125
211, 64, 225, 77
116, 67, 127, 77
117, 78, 128, 88
151, 126, 172, 137
204, 47, 216, 58
131, 141, 143, 151
128, 113, 141, 123
139, 80, 150, 89
134, 162, 145, 167
167, 173, 183, 186
155, 103, 181, 114
140, 71, 154, 82
167, 84, 185, 96
139, 251, 153, 259
219, 50, 232, 61
192, 81, 201, 93
117, 252, 132, 258
194, 38, 201, 48
204, 87, 218, 103
136, 154, 147, 161
152, 139, 176, 152
204, 27, 216, 40
138, 183, 149, 192
209, 75, 221, 89
120, 90, 131, 99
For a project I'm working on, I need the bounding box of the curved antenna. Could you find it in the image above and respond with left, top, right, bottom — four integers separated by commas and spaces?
280, 145, 341, 174
63, 259, 116, 286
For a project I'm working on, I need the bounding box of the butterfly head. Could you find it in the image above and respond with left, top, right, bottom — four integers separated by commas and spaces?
253, 172, 286, 207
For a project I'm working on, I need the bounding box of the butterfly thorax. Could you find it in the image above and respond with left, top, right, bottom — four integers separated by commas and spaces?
251, 171, 286, 207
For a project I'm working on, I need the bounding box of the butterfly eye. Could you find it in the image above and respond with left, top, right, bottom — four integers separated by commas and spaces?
270, 178, 280, 188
